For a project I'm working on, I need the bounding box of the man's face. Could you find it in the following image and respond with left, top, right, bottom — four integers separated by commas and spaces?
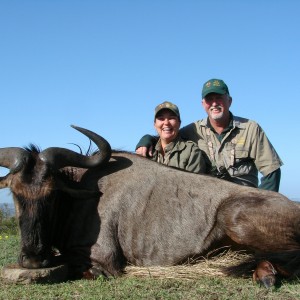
202, 93, 232, 121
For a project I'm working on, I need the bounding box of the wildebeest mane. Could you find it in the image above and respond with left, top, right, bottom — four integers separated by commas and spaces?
24, 143, 41, 153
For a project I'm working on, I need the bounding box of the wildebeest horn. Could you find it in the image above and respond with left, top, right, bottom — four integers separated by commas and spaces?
39, 125, 112, 169
0, 147, 31, 174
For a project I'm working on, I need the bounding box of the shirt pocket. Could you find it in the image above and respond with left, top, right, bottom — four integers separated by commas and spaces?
234, 147, 250, 164
232, 147, 253, 175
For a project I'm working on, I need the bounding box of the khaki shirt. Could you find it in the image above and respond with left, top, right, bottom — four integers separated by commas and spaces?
151, 136, 207, 174
180, 115, 283, 187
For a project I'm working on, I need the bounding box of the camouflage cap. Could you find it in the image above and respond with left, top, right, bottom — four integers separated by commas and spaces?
154, 101, 180, 119
202, 79, 230, 98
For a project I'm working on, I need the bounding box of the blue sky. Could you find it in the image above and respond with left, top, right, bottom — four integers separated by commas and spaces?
0, 0, 300, 203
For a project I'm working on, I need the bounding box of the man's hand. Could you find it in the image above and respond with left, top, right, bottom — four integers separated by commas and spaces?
136, 146, 153, 157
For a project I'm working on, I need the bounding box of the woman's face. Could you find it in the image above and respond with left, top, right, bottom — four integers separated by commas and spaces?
154, 109, 180, 144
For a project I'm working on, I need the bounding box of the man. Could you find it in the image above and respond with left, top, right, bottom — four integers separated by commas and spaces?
136, 79, 283, 191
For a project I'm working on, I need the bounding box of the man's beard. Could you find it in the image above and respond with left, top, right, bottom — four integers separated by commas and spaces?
209, 106, 224, 120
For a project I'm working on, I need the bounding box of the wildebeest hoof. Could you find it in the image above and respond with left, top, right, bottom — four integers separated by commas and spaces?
260, 275, 276, 288
18, 254, 51, 269
83, 267, 111, 280
253, 261, 277, 288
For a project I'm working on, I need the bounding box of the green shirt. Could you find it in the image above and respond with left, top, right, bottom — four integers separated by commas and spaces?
151, 136, 207, 174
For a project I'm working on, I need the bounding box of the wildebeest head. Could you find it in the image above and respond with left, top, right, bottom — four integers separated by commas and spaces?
0, 125, 111, 269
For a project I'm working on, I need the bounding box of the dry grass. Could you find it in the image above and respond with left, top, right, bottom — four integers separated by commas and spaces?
124, 248, 253, 280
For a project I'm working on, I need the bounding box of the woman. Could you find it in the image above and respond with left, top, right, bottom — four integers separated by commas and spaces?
139, 101, 207, 174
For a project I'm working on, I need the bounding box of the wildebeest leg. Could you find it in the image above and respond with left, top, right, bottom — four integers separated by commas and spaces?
218, 196, 300, 287
253, 261, 277, 288
84, 222, 126, 279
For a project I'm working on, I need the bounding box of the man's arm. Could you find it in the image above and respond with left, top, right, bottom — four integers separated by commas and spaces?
249, 122, 283, 192
135, 135, 158, 157
184, 144, 208, 174
259, 168, 281, 192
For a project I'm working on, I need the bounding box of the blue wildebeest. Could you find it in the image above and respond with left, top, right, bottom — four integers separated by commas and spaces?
0, 125, 300, 288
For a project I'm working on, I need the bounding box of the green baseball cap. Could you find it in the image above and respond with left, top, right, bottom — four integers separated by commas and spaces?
202, 79, 230, 98
154, 101, 180, 119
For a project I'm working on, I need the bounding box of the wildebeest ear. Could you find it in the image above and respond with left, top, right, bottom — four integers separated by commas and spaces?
0, 174, 11, 188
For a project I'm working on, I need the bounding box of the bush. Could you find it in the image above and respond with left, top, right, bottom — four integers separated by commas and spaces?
0, 206, 18, 235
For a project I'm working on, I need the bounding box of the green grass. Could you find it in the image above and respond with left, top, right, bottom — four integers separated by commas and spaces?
1, 212, 300, 299
1, 236, 300, 299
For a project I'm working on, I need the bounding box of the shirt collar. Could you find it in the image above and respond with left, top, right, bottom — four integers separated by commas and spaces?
200, 112, 245, 130
155, 136, 184, 153
206, 112, 233, 134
